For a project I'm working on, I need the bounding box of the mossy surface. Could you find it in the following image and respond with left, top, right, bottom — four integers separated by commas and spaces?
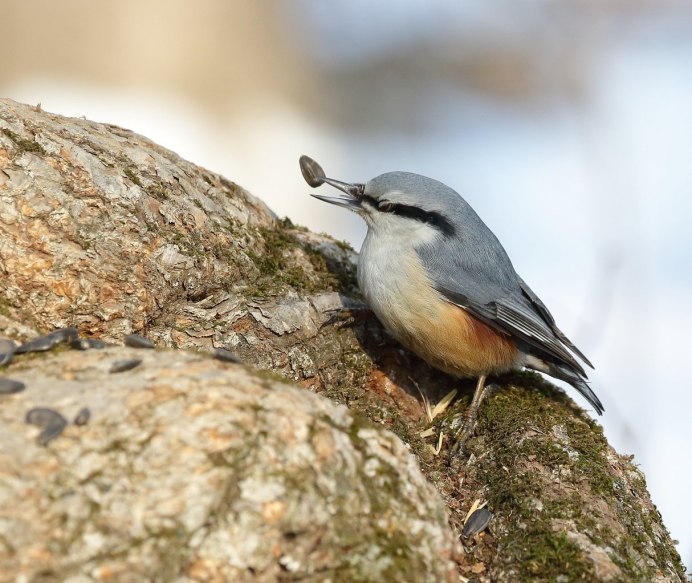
123, 166, 142, 187
313, 413, 449, 582
1, 127, 46, 155
0, 296, 11, 318
390, 371, 686, 582
313, 337, 687, 582
469, 378, 604, 581
196, 402, 453, 582
246, 219, 357, 296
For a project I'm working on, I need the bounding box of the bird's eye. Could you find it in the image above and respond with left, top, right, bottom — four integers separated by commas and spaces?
378, 201, 394, 212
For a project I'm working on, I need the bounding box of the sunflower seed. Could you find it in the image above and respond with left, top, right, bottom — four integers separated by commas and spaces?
124, 334, 155, 349
299, 155, 326, 187
25, 407, 68, 446
0, 378, 25, 395
212, 348, 242, 364
110, 358, 142, 373
74, 407, 91, 426
70, 338, 108, 350
15, 328, 79, 354
462, 508, 492, 538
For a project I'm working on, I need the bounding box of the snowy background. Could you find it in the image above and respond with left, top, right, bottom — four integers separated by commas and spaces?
2, 0, 691, 569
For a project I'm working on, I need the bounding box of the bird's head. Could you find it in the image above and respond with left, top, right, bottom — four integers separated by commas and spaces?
300, 155, 461, 241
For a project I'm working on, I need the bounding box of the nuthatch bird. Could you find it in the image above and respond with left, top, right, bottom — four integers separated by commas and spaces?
300, 155, 603, 449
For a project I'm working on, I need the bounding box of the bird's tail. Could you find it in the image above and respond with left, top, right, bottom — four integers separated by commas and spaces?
526, 357, 604, 415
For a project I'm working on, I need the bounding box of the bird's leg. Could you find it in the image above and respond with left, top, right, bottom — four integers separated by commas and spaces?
448, 374, 488, 462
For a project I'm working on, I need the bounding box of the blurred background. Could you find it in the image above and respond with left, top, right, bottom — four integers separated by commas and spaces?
2, 0, 691, 568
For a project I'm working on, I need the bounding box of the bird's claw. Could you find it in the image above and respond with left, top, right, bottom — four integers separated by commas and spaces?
319, 305, 372, 330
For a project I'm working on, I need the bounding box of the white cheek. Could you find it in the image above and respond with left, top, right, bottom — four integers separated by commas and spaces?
365, 212, 439, 244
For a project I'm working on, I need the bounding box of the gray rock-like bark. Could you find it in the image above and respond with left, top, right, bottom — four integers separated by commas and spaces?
0, 347, 457, 582
0, 98, 686, 582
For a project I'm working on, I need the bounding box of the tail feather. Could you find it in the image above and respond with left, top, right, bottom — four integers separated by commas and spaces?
525, 356, 604, 415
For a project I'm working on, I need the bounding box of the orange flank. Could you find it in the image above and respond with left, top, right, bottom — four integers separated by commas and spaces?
400, 299, 519, 379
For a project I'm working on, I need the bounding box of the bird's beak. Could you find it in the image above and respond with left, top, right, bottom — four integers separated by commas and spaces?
300, 155, 363, 210
311, 177, 364, 210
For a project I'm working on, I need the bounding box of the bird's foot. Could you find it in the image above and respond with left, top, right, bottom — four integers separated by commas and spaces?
319, 304, 371, 330
447, 423, 474, 463
447, 382, 500, 465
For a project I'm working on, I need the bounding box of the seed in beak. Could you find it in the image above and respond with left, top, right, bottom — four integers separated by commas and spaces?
299, 155, 326, 187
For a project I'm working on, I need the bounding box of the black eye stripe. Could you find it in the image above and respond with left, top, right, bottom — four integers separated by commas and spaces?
362, 195, 455, 236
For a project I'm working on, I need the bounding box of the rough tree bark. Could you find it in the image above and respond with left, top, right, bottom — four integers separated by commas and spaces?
0, 98, 686, 582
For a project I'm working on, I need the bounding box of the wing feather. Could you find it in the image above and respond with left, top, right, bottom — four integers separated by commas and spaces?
517, 277, 593, 369
438, 286, 586, 376
415, 213, 592, 376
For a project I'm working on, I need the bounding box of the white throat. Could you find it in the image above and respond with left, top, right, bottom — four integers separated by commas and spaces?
357, 215, 441, 336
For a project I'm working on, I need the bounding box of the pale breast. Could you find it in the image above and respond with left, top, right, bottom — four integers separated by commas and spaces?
358, 236, 519, 377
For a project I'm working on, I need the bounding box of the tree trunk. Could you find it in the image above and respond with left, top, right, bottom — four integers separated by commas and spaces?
0, 98, 686, 582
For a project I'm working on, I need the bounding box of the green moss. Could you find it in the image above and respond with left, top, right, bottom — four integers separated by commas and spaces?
426, 375, 688, 582
458, 386, 594, 579
253, 367, 292, 385
146, 183, 168, 200
277, 216, 293, 230
0, 294, 43, 330
318, 346, 374, 407
304, 242, 357, 293
335, 239, 354, 253
168, 230, 208, 260
211, 241, 234, 262
209, 408, 443, 581
0, 296, 11, 318
123, 166, 142, 187
326, 414, 441, 580
609, 473, 686, 579
1, 128, 46, 155
246, 221, 356, 296
218, 175, 243, 199
518, 531, 588, 582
